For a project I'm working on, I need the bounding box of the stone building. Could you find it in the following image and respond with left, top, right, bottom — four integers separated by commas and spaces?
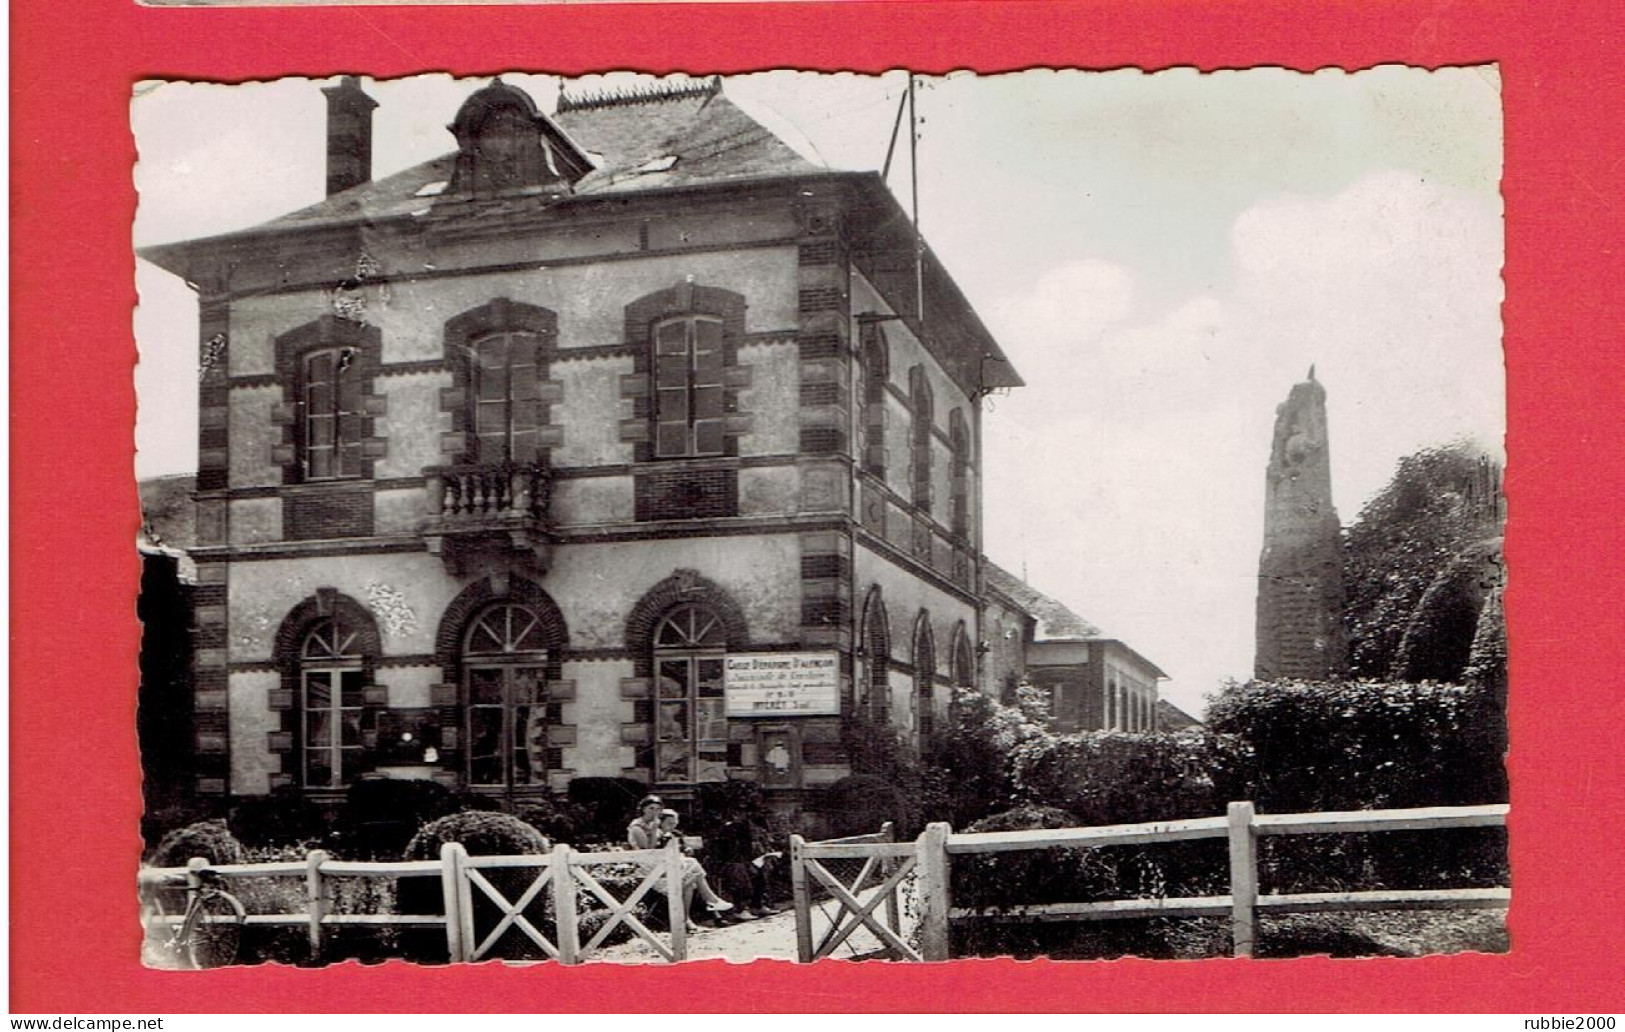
982, 563, 1165, 732
138, 77, 1022, 824
1254, 368, 1349, 680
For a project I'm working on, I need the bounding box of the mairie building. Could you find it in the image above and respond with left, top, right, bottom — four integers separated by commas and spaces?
140, 76, 1033, 822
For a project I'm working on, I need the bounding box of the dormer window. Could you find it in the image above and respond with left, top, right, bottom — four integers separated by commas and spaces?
447, 80, 593, 200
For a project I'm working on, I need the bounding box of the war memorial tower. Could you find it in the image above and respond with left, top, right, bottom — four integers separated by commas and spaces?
1254, 369, 1349, 680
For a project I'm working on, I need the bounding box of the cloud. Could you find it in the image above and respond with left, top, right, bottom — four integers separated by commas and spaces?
983, 170, 1504, 715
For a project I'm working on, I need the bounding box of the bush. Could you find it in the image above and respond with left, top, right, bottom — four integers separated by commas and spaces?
951, 805, 1228, 960
1207, 678, 1507, 891
562, 777, 650, 844
833, 716, 954, 838
399, 811, 553, 962
819, 774, 914, 839
228, 789, 325, 848
149, 819, 245, 867
1204, 679, 1506, 812
513, 796, 594, 847
141, 800, 226, 854
331, 776, 459, 860
1010, 729, 1233, 827
923, 689, 1050, 829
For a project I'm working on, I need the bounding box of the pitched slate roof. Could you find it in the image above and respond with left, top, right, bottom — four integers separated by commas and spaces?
982, 562, 1103, 642
139, 78, 1023, 396
264, 87, 824, 232
1156, 698, 1203, 730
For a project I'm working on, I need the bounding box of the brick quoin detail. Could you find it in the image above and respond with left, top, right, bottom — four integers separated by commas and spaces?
624, 570, 751, 678
434, 575, 570, 680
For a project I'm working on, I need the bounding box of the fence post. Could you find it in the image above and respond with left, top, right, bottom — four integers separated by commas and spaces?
305, 849, 329, 960
664, 837, 687, 962
917, 821, 952, 962
789, 834, 813, 963
551, 846, 579, 965
439, 841, 465, 963
879, 821, 901, 935
1227, 801, 1259, 958
454, 843, 477, 962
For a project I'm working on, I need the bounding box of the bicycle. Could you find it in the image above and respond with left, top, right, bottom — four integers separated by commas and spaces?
141, 860, 246, 969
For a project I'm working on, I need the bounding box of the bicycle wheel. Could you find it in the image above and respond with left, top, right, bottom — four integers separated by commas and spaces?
182, 890, 245, 969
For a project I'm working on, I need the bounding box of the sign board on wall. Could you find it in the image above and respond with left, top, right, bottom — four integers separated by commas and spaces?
724, 652, 840, 716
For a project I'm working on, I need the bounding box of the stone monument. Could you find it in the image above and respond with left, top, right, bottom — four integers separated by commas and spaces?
1255, 368, 1349, 680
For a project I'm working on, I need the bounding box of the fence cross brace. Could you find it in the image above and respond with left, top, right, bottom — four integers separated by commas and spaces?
574, 864, 674, 961
466, 864, 558, 961
813, 852, 884, 956
807, 856, 921, 961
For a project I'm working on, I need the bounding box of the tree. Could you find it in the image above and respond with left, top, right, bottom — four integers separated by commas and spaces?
1341, 440, 1504, 682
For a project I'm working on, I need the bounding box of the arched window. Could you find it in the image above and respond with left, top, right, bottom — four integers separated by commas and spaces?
913, 613, 937, 743
653, 602, 730, 784
300, 616, 367, 788
463, 602, 550, 788
861, 322, 890, 477
860, 587, 891, 725
909, 367, 935, 509
653, 315, 727, 459
470, 331, 543, 464
952, 624, 976, 692
949, 409, 970, 538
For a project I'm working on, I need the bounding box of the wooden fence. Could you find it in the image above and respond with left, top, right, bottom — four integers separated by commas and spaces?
791, 802, 1510, 961
138, 837, 694, 965
789, 822, 914, 962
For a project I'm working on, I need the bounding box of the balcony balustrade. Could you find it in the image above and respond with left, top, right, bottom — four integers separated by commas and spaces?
422, 463, 552, 575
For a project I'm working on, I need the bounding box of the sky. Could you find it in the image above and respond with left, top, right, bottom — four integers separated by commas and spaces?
133, 68, 1505, 717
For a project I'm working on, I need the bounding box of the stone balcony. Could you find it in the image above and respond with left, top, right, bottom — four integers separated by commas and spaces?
422, 463, 552, 576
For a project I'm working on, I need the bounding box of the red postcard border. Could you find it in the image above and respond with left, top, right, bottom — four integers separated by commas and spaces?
11, 0, 1625, 1013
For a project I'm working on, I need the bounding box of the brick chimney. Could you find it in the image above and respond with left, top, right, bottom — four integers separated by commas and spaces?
321, 76, 377, 197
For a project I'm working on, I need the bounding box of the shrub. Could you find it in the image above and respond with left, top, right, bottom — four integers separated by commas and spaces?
399, 811, 553, 962
1206, 678, 1508, 891
565, 777, 650, 844
833, 717, 948, 837
951, 805, 1227, 960
331, 776, 458, 860
513, 796, 595, 847
1009, 729, 1233, 827
1204, 679, 1506, 812
228, 789, 325, 848
141, 800, 226, 854
923, 689, 1051, 829
819, 774, 914, 839
149, 819, 245, 867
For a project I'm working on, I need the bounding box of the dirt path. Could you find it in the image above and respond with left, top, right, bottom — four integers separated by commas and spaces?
591, 892, 906, 964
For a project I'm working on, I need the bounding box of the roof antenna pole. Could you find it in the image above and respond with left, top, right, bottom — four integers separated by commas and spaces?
909, 73, 924, 325
881, 79, 908, 183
